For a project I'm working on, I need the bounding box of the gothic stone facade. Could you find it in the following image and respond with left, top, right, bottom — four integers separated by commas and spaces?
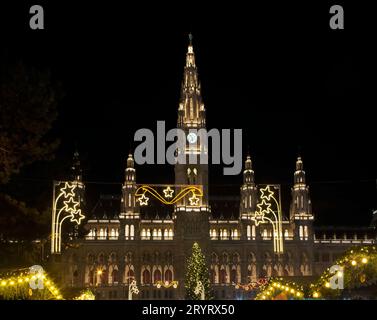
52, 38, 376, 300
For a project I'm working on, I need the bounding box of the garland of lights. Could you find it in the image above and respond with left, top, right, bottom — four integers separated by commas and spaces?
310, 245, 377, 299
0, 267, 62, 300
252, 185, 284, 253
135, 185, 203, 206
51, 181, 85, 254
155, 280, 179, 289
234, 278, 269, 291
74, 289, 95, 300
255, 246, 377, 300
255, 278, 305, 300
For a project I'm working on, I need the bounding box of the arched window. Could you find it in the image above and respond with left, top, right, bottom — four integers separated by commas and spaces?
220, 269, 227, 284
126, 268, 134, 284
153, 229, 157, 239
304, 226, 309, 239
112, 269, 119, 283
252, 225, 256, 238
154, 269, 162, 283
147, 229, 151, 238
141, 228, 146, 239
128, 193, 131, 206
130, 225, 135, 239
88, 270, 94, 285
263, 229, 268, 238
233, 229, 238, 239
125, 225, 129, 239
142, 269, 150, 284
164, 229, 169, 239
101, 269, 108, 285
211, 268, 217, 284
284, 229, 289, 238
168, 229, 173, 238
157, 229, 162, 239
165, 269, 173, 282
301, 195, 304, 209
247, 225, 251, 239
230, 268, 237, 283
299, 226, 304, 240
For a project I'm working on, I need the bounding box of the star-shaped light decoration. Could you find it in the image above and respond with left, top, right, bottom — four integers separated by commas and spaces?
256, 199, 272, 214
163, 186, 174, 198
70, 209, 85, 225
189, 193, 200, 206
260, 186, 274, 201
137, 193, 149, 206
63, 197, 80, 213
60, 182, 76, 198
252, 211, 266, 226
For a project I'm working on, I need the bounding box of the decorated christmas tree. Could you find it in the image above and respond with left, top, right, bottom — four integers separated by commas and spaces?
185, 242, 212, 300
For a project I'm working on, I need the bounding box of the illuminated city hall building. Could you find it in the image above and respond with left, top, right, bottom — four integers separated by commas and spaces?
53, 36, 376, 300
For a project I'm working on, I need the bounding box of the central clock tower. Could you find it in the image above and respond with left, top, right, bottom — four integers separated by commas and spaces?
175, 34, 208, 206
174, 36, 211, 299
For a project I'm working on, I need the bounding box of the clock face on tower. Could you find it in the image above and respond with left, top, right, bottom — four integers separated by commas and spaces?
187, 132, 197, 144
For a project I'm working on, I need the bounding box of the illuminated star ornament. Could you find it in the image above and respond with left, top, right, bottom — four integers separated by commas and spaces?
63, 197, 80, 213
189, 193, 200, 206
163, 186, 174, 198
135, 185, 203, 206
260, 186, 274, 201
138, 193, 150, 206
257, 199, 272, 214
253, 185, 284, 254
60, 182, 76, 198
51, 180, 85, 254
70, 209, 85, 225
253, 211, 266, 226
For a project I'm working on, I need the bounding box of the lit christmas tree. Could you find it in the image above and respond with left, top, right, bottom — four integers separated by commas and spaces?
185, 242, 212, 300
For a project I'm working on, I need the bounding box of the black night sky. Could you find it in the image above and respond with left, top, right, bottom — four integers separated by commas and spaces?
1, 1, 376, 227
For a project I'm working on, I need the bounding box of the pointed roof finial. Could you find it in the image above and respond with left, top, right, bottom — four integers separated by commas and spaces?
189, 33, 193, 45
296, 155, 303, 171
127, 153, 134, 168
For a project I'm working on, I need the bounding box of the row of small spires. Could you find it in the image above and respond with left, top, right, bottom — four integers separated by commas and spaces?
90, 212, 236, 221
126, 153, 305, 170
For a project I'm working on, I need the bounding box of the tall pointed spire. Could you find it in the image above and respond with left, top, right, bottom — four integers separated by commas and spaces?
71, 147, 82, 182
178, 34, 206, 128
290, 155, 313, 221
295, 156, 305, 184
240, 154, 257, 219
186, 33, 196, 67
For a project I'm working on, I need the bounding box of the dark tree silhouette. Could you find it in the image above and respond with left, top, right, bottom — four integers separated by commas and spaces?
0, 60, 60, 184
